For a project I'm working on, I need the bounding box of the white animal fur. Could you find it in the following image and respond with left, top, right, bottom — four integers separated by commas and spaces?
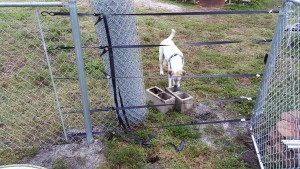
159, 29, 185, 87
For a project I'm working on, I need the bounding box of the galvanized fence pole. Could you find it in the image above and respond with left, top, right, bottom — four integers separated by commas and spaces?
68, 0, 93, 143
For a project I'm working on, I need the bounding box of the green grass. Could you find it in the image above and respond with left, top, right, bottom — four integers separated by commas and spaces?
52, 158, 69, 169
160, 0, 196, 6
0, 148, 38, 165
0, 6, 114, 164
98, 108, 250, 168
225, 0, 283, 10
103, 141, 146, 169
215, 155, 247, 169
0, 0, 282, 168
99, 1, 280, 168
138, 12, 275, 114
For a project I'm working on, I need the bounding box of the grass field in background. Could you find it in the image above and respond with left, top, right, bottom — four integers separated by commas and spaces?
99, 0, 282, 168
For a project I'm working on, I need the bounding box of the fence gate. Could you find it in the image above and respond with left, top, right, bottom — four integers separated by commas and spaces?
251, 0, 300, 168
0, 0, 115, 150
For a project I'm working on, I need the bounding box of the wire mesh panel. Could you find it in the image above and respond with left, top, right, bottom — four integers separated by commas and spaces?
41, 2, 117, 141
0, 5, 68, 150
0, 0, 116, 149
251, 1, 300, 168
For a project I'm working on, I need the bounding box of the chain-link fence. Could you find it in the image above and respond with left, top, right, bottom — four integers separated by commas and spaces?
90, 0, 148, 126
251, 1, 300, 168
0, 0, 288, 168
0, 0, 116, 150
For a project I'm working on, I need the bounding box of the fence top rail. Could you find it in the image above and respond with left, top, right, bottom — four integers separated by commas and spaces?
0, 2, 64, 7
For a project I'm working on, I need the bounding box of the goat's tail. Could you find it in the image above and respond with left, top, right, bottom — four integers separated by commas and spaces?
167, 29, 176, 40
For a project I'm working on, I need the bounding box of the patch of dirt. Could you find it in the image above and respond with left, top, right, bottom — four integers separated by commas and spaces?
194, 102, 259, 168
194, 102, 248, 139
0, 61, 26, 76
29, 140, 106, 169
238, 77, 252, 87
235, 133, 260, 169
134, 0, 183, 12
241, 146, 260, 169
194, 103, 219, 120
194, 102, 223, 147
146, 163, 163, 169
217, 111, 249, 137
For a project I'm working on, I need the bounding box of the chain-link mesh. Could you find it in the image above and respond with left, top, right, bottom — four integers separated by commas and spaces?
251, 1, 300, 168
41, 2, 116, 143
90, 0, 148, 126
0, 4, 67, 150
0, 0, 115, 150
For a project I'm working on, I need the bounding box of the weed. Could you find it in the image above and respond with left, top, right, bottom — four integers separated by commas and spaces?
234, 129, 249, 143
104, 141, 146, 169
214, 136, 244, 153
203, 124, 224, 137
167, 126, 201, 139
226, 101, 256, 117
147, 108, 165, 124
76, 156, 87, 166
52, 158, 69, 169
225, 0, 282, 10
160, 0, 195, 6
134, 128, 156, 141
215, 154, 247, 169
186, 141, 211, 158
168, 159, 190, 169
84, 59, 105, 79
0, 148, 38, 165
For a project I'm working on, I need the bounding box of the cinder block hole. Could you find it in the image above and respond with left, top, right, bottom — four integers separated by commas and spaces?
168, 86, 179, 92
149, 88, 163, 95
177, 93, 190, 99
158, 93, 173, 100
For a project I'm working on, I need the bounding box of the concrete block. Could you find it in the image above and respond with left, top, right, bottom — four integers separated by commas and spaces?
166, 86, 194, 113
146, 86, 175, 113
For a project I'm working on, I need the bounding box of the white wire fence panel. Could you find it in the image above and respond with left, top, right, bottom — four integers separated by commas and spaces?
251, 1, 300, 168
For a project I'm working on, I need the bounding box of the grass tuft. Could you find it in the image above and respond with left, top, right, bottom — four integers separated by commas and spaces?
0, 148, 38, 165
52, 158, 69, 169
167, 126, 201, 139
104, 141, 146, 169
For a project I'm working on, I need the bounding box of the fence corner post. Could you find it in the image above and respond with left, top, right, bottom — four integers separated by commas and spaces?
68, 0, 93, 144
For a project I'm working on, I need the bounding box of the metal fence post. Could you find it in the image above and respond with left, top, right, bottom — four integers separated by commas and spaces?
68, 0, 93, 143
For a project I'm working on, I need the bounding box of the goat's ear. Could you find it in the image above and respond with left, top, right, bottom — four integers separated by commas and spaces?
182, 70, 186, 76
168, 70, 174, 76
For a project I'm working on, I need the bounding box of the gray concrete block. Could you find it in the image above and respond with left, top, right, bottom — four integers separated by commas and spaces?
146, 86, 175, 113
166, 86, 194, 113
